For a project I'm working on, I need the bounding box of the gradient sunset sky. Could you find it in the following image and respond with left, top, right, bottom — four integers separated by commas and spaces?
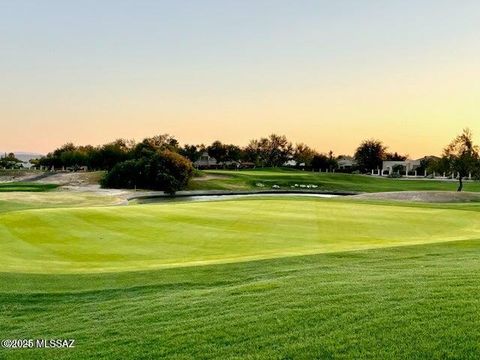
1, 0, 479, 157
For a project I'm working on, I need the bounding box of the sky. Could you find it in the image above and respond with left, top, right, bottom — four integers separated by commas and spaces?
1, 0, 479, 157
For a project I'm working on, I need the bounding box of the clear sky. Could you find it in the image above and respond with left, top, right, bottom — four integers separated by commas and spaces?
1, 0, 479, 157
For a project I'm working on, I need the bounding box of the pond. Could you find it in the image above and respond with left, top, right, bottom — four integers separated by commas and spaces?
131, 192, 341, 204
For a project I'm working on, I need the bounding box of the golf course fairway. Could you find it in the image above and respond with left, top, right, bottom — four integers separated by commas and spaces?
2, 195, 480, 359
1, 196, 479, 273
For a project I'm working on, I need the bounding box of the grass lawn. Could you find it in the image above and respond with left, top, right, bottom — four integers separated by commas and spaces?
1, 196, 480, 358
1, 241, 480, 359
0, 182, 58, 192
0, 192, 123, 214
1, 197, 480, 273
189, 168, 480, 193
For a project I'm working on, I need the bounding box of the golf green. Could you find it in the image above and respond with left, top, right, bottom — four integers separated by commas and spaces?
1, 197, 479, 273
2, 195, 480, 359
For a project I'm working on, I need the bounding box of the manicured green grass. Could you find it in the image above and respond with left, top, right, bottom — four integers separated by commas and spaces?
0, 182, 58, 192
2, 195, 480, 359
189, 168, 480, 193
1, 240, 480, 359
1, 197, 480, 273
0, 192, 123, 214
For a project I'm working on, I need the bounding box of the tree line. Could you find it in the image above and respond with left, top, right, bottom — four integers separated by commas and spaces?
30, 133, 347, 194
34, 134, 344, 171
0, 153, 22, 169
14, 128, 479, 193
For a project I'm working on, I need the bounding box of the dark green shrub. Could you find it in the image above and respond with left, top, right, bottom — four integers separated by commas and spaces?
101, 150, 193, 195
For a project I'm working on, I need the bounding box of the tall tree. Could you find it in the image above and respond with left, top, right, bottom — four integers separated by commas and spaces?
443, 128, 479, 191
224, 144, 242, 162
207, 141, 228, 163
311, 151, 338, 171
293, 143, 316, 166
265, 134, 293, 167
244, 139, 263, 166
99, 139, 133, 170
384, 152, 408, 161
134, 134, 177, 157
354, 139, 387, 172
179, 144, 204, 162
244, 135, 293, 167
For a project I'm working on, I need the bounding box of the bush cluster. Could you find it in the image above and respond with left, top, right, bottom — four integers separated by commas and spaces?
101, 150, 193, 195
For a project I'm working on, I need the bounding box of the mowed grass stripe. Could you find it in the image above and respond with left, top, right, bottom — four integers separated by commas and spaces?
1, 241, 480, 359
1, 197, 480, 273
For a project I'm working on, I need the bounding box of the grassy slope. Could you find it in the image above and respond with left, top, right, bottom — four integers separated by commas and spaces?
1, 240, 479, 359
1, 198, 480, 273
189, 168, 480, 193
2, 190, 480, 358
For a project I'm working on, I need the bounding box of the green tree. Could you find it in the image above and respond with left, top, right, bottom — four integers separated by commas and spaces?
98, 139, 133, 170
207, 141, 228, 163
311, 151, 338, 171
354, 139, 387, 173
443, 128, 479, 191
384, 152, 408, 161
311, 154, 329, 170
101, 150, 193, 195
244, 139, 267, 166
0, 153, 22, 169
266, 134, 293, 167
293, 143, 316, 166
245, 134, 293, 167
179, 144, 205, 162
224, 144, 242, 162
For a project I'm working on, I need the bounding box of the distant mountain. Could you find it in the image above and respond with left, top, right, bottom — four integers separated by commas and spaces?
0, 152, 43, 163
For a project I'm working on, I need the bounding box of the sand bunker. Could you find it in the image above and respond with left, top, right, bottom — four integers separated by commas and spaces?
351, 191, 480, 203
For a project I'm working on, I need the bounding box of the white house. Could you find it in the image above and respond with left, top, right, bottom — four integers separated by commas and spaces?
193, 152, 217, 168
382, 159, 421, 175
381, 156, 439, 176
337, 156, 356, 170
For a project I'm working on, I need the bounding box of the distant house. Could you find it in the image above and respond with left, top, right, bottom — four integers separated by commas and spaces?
21, 161, 34, 169
337, 156, 356, 170
194, 152, 218, 169
194, 152, 255, 169
381, 156, 440, 176
14, 153, 43, 169
382, 160, 418, 175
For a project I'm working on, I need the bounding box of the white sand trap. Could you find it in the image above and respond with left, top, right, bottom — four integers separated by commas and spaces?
350, 191, 480, 203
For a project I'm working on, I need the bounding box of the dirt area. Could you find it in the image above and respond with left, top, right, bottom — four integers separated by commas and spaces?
34, 172, 137, 197
193, 174, 231, 181
0, 170, 45, 183
34, 171, 104, 185
1, 170, 145, 199
351, 191, 480, 203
